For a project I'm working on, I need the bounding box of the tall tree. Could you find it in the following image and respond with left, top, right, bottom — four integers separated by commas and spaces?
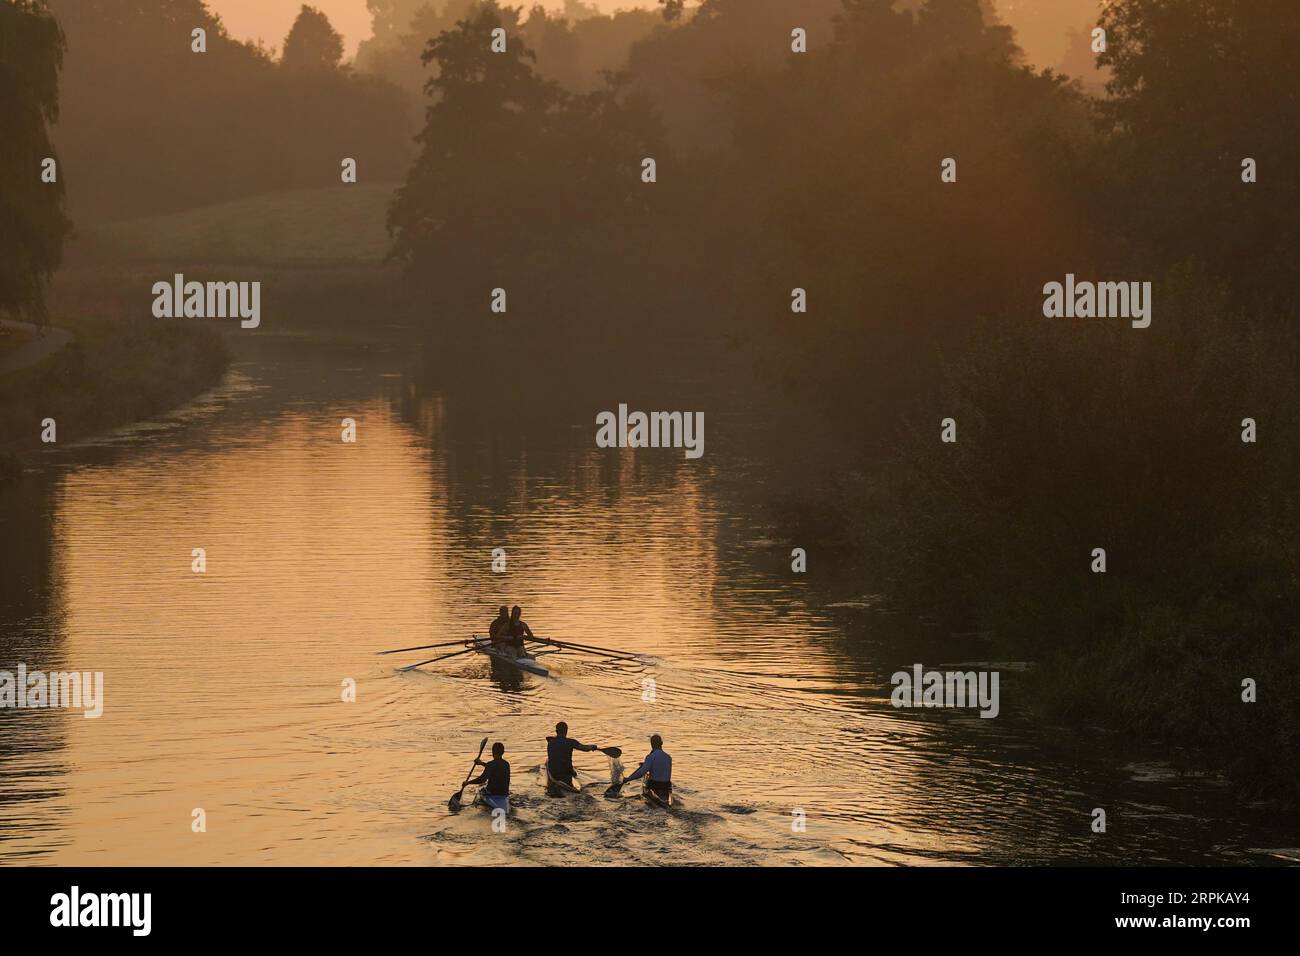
387, 1, 666, 357
1096, 0, 1300, 306
282, 5, 346, 73
0, 0, 69, 328
387, 2, 568, 277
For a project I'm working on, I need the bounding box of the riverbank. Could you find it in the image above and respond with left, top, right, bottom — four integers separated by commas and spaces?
0, 274, 229, 481
847, 272, 1300, 802
0, 322, 74, 376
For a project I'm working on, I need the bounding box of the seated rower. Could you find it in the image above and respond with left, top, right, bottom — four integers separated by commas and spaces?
625, 734, 672, 803
546, 721, 598, 793
488, 606, 510, 645
506, 605, 533, 652
466, 741, 511, 815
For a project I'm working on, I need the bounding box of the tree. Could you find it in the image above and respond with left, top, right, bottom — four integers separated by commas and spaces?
658, 0, 684, 21
1096, 0, 1300, 307
388, 3, 566, 273
386, 1, 667, 357
0, 0, 69, 329
43, 0, 411, 220
282, 5, 345, 73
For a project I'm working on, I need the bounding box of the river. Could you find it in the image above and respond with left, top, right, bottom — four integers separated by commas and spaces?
1, 330, 1295, 866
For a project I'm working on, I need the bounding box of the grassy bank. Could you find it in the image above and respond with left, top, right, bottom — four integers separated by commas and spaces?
0, 276, 229, 477
74, 184, 398, 266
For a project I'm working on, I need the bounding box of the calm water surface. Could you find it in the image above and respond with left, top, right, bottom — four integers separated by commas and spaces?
1, 333, 1295, 865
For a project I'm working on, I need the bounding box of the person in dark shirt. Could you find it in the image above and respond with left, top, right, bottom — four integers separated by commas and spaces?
467, 742, 511, 814
506, 605, 533, 652
488, 606, 510, 643
546, 721, 598, 792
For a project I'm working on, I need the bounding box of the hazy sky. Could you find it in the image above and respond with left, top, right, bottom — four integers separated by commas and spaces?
207, 0, 653, 58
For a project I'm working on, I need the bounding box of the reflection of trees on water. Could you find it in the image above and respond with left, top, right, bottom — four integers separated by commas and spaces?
0, 473, 70, 855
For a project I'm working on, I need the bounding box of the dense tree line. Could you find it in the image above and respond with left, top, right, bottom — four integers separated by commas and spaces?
0, 0, 68, 326
358, 0, 663, 96
44, 0, 413, 222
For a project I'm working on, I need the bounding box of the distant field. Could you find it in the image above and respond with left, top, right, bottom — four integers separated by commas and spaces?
79, 184, 398, 264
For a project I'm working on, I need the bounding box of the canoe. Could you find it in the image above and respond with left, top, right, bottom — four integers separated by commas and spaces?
473, 789, 510, 816
469, 635, 550, 677
643, 781, 673, 809
545, 764, 581, 797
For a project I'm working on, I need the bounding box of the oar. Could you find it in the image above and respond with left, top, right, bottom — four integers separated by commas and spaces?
596, 746, 622, 759
555, 644, 641, 662
535, 637, 639, 657
529, 637, 641, 661
399, 646, 478, 672
377, 639, 471, 656
448, 737, 489, 811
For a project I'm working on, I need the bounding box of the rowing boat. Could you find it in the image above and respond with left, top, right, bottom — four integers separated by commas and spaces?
469, 635, 550, 677
643, 781, 673, 809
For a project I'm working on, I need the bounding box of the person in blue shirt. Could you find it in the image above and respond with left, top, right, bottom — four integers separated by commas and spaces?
625, 734, 672, 803
546, 721, 599, 792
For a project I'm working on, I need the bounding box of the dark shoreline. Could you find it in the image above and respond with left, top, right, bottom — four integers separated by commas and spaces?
0, 308, 230, 481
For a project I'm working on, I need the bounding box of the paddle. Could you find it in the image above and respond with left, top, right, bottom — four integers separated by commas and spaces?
448, 737, 489, 812
604, 777, 633, 798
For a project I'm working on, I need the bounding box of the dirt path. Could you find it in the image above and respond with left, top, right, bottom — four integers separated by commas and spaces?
0, 321, 73, 376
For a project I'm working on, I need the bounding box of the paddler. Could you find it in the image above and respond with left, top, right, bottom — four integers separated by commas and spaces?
466, 741, 511, 814
546, 721, 599, 792
624, 734, 672, 803
488, 606, 510, 644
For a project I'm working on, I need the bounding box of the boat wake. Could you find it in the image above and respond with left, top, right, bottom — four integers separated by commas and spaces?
421, 773, 762, 866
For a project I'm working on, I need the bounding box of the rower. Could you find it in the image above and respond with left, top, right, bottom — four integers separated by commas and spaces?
466, 741, 511, 814
506, 605, 533, 652
546, 721, 598, 791
488, 606, 510, 644
625, 734, 672, 803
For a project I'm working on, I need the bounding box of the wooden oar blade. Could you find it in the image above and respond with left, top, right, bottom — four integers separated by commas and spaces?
448, 789, 465, 812
599, 746, 622, 759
